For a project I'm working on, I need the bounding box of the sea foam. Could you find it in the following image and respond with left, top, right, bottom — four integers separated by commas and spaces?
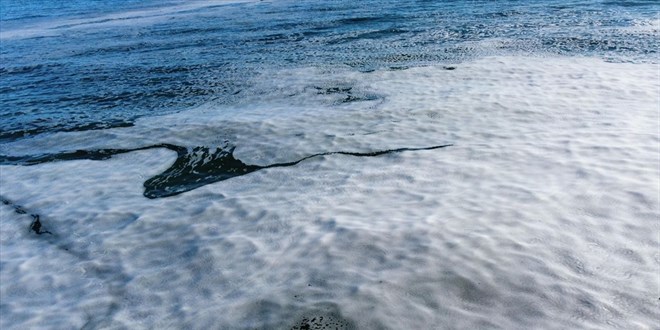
1, 56, 658, 329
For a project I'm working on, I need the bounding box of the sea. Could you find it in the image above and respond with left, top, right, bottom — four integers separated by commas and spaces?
0, 0, 658, 329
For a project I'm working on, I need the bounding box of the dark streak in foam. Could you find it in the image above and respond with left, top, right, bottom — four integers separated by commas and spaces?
1, 196, 52, 235
0, 195, 129, 328
0, 143, 186, 166
0, 143, 452, 199
30, 215, 52, 235
308, 85, 381, 104
0, 120, 135, 144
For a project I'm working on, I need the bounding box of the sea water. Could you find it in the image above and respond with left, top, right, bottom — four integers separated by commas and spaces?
0, 0, 658, 329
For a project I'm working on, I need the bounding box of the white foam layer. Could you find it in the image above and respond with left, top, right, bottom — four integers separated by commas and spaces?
1, 56, 659, 329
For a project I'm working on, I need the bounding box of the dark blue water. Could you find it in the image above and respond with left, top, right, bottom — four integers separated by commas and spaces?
1, 0, 658, 143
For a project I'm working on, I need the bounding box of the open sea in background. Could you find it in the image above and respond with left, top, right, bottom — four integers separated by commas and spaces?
1, 0, 658, 142
1, 0, 659, 329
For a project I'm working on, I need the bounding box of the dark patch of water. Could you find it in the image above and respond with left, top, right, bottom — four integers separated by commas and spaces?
0, 144, 452, 198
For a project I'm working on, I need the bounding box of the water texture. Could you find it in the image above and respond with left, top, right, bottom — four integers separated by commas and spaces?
1, 0, 657, 142
0, 1, 659, 329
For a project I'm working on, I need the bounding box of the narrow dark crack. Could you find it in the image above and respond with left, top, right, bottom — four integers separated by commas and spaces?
1, 143, 452, 198
0, 143, 451, 327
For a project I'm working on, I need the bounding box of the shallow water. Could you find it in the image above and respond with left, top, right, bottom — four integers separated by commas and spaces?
1, 1, 659, 329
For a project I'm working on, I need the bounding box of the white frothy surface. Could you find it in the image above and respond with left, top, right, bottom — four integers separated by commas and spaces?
1, 56, 659, 329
